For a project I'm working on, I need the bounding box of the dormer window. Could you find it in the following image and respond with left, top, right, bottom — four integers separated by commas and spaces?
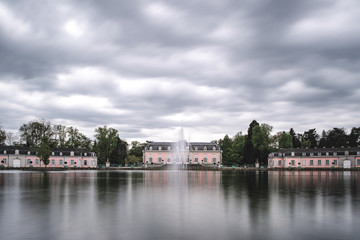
213, 147, 216, 151
204, 146, 207, 151
168, 146, 171, 151
195, 147, 198, 151
302, 152, 306, 156
158, 146, 162, 151
149, 146, 153, 151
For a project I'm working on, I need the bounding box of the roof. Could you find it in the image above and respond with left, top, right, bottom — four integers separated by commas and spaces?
144, 141, 221, 151
0, 145, 95, 155
271, 146, 360, 154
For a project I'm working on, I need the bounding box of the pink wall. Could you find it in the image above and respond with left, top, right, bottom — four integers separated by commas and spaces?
269, 157, 355, 168
144, 151, 221, 164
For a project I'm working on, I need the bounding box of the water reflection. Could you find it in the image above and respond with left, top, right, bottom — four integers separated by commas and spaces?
0, 170, 359, 240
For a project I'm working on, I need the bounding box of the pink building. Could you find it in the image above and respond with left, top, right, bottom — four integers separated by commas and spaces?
0, 146, 97, 168
268, 147, 360, 169
143, 141, 222, 165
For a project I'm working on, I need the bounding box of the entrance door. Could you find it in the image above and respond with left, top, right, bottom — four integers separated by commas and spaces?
13, 159, 21, 168
343, 160, 351, 169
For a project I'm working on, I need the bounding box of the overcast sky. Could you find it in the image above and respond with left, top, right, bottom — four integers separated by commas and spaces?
0, 0, 360, 143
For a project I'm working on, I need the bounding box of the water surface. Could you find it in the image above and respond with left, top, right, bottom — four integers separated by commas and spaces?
0, 170, 359, 240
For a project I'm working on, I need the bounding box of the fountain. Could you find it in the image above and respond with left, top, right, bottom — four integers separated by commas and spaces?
171, 128, 190, 167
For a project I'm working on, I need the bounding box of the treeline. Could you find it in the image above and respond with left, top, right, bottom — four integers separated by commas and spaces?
1, 119, 360, 167
0, 120, 145, 166
218, 120, 360, 166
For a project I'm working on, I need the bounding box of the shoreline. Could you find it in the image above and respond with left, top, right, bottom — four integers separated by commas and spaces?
1, 166, 360, 171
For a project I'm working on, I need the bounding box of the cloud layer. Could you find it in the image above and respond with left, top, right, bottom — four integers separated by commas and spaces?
1, 0, 360, 142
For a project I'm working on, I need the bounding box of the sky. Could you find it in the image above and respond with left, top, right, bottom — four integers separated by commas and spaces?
0, 0, 360, 143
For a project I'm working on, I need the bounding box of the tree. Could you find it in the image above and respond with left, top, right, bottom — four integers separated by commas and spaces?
66, 126, 92, 149
94, 126, 119, 164
232, 132, 245, 165
19, 120, 53, 147
110, 137, 128, 166
219, 135, 237, 166
289, 128, 301, 148
243, 120, 259, 165
53, 124, 67, 148
126, 155, 142, 165
129, 141, 145, 158
349, 127, 360, 147
5, 131, 19, 146
318, 130, 328, 148
278, 132, 293, 149
252, 123, 273, 165
302, 129, 318, 148
35, 137, 51, 167
326, 128, 348, 148
0, 126, 5, 146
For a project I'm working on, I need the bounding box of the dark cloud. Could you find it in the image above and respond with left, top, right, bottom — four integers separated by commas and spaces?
0, 0, 359, 142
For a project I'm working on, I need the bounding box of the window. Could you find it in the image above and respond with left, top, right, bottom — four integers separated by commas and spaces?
278, 160, 282, 166
212, 155, 217, 163
203, 156, 208, 163
357, 159, 360, 166
194, 155, 198, 162
291, 160, 295, 166
51, 159, 56, 165
187, 156, 189, 162
333, 160, 338, 166
325, 160, 330, 166
310, 160, 314, 166
27, 159, 31, 164
302, 160, 306, 166
71, 160, 74, 165
149, 157, 153, 163
35, 159, 40, 164
2, 158, 7, 164
317, 160, 322, 166
158, 157, 162, 162
59, 160, 63, 165
84, 160, 87, 166
167, 156, 171, 162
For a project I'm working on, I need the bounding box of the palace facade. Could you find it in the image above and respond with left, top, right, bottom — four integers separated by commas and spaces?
143, 141, 222, 165
0, 146, 97, 168
268, 147, 360, 169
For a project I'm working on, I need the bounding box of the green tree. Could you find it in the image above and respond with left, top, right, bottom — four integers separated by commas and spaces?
243, 120, 259, 165
252, 123, 273, 165
0, 126, 5, 146
110, 137, 128, 166
289, 128, 301, 148
126, 155, 142, 165
349, 127, 360, 147
129, 141, 145, 158
318, 130, 328, 148
94, 126, 119, 164
53, 124, 67, 148
232, 132, 245, 165
219, 135, 237, 166
278, 132, 293, 149
302, 129, 318, 148
65, 126, 92, 149
326, 128, 348, 148
19, 120, 53, 147
35, 137, 51, 167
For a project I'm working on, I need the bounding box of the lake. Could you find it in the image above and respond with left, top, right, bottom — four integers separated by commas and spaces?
0, 170, 359, 240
